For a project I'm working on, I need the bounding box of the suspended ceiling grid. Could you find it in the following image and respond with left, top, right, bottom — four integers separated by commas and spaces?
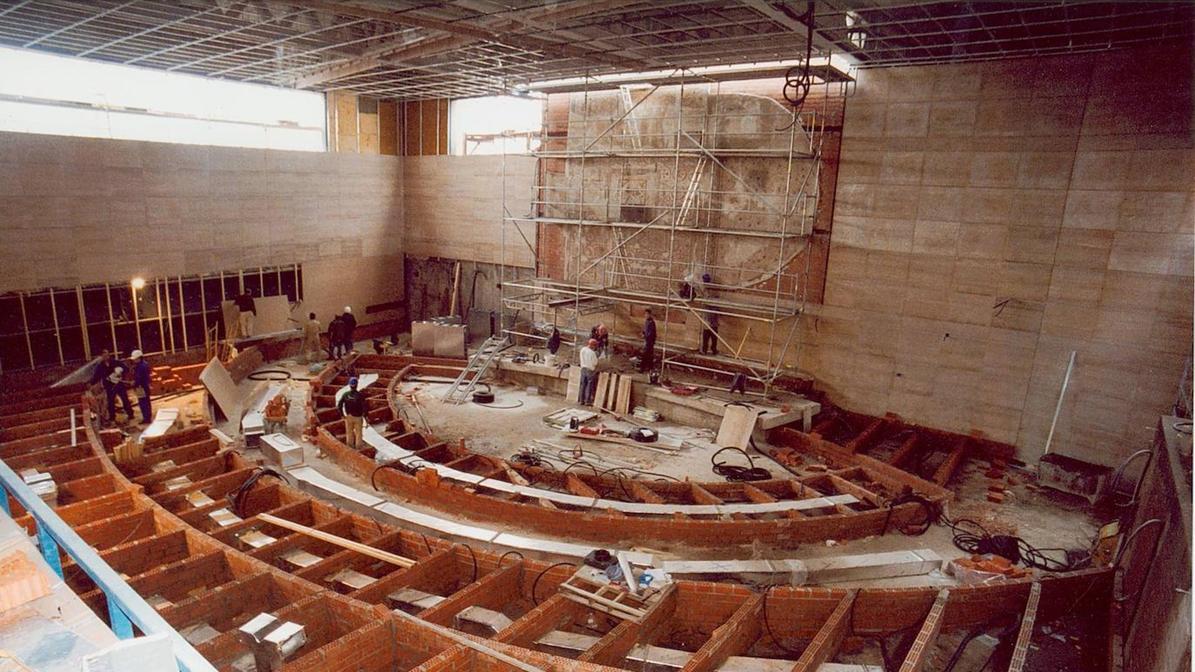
0, 1, 1190, 100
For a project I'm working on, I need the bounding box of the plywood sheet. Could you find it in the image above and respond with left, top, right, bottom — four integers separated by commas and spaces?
198, 358, 241, 422
615, 375, 632, 415
715, 404, 759, 449
565, 367, 581, 403
253, 295, 292, 334
432, 324, 466, 358
411, 322, 436, 355
594, 372, 610, 410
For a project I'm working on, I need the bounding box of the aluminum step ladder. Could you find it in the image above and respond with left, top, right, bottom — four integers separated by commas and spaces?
441, 336, 509, 404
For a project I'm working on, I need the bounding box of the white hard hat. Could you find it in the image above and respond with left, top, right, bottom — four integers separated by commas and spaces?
130, 350, 143, 359
344, 306, 352, 313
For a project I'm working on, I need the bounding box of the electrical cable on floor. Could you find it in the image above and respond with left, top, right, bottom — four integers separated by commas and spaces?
881, 492, 1088, 572
531, 561, 577, 605
247, 369, 293, 381
475, 400, 524, 409
710, 446, 772, 482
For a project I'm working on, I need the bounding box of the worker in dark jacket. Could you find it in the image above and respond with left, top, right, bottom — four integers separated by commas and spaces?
337, 376, 367, 450
340, 306, 357, 355
327, 315, 345, 359
107, 362, 134, 423
90, 350, 115, 425
640, 309, 657, 373
234, 289, 256, 338
130, 349, 152, 424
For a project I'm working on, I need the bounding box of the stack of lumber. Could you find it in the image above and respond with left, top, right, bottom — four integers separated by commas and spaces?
150, 363, 205, 394
593, 372, 633, 415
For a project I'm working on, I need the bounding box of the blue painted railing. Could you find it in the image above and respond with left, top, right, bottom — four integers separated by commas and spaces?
0, 458, 216, 672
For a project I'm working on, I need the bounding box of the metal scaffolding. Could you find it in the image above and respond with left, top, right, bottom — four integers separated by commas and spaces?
499, 71, 838, 392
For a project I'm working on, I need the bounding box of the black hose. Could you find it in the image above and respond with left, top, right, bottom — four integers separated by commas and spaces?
226, 467, 289, 517
458, 543, 478, 583
247, 369, 292, 381
780, 1, 816, 112
498, 550, 525, 568
761, 587, 804, 655
711, 446, 772, 482
531, 561, 577, 605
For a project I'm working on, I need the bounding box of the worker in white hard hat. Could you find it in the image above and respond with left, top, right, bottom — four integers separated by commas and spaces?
130, 350, 152, 424
339, 306, 357, 357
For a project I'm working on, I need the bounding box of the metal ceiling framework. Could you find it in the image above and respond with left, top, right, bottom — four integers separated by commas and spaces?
0, 0, 1190, 100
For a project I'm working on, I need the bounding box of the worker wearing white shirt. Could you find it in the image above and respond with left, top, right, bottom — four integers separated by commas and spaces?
578, 338, 599, 406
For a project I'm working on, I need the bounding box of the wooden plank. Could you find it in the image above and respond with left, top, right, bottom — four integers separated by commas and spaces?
1007, 582, 1041, 672
933, 437, 969, 486
844, 418, 885, 453
256, 513, 414, 568
595, 372, 611, 410
565, 367, 582, 404
716, 405, 758, 449
615, 375, 632, 415
888, 433, 920, 468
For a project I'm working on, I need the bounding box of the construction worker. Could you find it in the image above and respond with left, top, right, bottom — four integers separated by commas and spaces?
700, 310, 720, 356
90, 349, 115, 425
640, 309, 657, 373
579, 338, 599, 406
107, 363, 134, 423
327, 314, 345, 359
589, 323, 609, 358
340, 306, 357, 355
302, 312, 322, 363
130, 350, 152, 424
337, 376, 366, 450
234, 289, 256, 338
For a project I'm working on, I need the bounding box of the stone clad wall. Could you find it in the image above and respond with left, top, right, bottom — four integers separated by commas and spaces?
0, 131, 405, 325
801, 43, 1193, 465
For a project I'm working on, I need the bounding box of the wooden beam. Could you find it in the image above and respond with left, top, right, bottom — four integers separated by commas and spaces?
889, 433, 921, 468
792, 590, 856, 671
627, 480, 666, 504
933, 437, 969, 486
565, 474, 599, 499
897, 589, 950, 672
689, 483, 723, 506
257, 513, 415, 568
844, 418, 886, 454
